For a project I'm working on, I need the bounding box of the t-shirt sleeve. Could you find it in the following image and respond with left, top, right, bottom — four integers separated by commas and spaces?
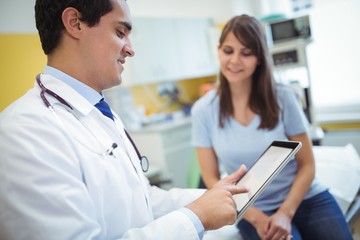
280, 86, 309, 137
191, 97, 213, 148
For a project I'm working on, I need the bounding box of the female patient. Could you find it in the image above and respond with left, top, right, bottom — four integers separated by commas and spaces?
191, 14, 352, 240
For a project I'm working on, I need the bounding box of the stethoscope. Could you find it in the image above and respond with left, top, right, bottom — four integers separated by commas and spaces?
36, 74, 149, 172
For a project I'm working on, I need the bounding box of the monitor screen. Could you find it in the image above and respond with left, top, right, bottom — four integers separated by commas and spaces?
271, 20, 297, 42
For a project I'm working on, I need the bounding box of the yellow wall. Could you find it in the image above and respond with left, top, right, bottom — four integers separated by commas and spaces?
0, 34, 46, 111
320, 122, 360, 131
131, 76, 216, 115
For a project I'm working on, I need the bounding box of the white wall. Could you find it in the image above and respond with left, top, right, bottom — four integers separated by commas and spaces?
128, 0, 235, 23
307, 0, 360, 112
0, 0, 252, 33
0, 0, 36, 33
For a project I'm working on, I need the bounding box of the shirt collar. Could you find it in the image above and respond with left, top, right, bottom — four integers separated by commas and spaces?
44, 66, 103, 105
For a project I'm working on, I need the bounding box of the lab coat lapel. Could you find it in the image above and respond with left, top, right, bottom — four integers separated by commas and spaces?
113, 115, 153, 214
37, 74, 153, 219
37, 74, 114, 154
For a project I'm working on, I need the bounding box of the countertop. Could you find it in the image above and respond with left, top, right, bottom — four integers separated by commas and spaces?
129, 116, 191, 133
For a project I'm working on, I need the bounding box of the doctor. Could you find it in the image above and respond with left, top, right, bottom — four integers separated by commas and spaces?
0, 0, 248, 239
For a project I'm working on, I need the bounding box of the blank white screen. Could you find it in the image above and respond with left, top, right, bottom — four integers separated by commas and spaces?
233, 146, 292, 212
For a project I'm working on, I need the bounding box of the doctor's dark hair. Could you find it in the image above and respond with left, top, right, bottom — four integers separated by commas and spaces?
216, 14, 279, 129
35, 0, 115, 55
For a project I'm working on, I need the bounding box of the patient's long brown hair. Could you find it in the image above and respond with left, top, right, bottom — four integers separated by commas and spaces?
217, 14, 279, 129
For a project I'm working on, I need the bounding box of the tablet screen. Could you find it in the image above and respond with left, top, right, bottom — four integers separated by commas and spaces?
233, 141, 301, 216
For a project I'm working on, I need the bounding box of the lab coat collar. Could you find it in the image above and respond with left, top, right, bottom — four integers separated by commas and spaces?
36, 74, 98, 119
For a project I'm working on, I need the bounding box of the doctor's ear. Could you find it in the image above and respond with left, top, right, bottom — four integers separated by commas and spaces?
62, 7, 83, 38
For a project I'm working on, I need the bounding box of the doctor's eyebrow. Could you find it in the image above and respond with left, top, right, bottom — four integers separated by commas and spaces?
119, 21, 132, 32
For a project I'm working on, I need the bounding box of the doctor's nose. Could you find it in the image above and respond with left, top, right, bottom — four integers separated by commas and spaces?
123, 44, 135, 58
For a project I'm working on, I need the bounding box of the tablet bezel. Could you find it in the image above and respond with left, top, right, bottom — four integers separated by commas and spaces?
235, 140, 302, 217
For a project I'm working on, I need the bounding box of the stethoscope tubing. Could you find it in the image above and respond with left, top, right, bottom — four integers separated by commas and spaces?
37, 74, 73, 110
36, 74, 149, 172
124, 129, 149, 172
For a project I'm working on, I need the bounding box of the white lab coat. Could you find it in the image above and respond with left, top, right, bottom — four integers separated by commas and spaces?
0, 74, 205, 240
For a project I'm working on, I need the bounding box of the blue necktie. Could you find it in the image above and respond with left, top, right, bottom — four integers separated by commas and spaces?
95, 98, 114, 121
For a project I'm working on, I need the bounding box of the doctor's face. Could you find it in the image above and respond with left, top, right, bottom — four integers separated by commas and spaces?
80, 0, 134, 92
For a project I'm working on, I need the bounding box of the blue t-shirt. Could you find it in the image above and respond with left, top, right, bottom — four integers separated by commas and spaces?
191, 84, 326, 211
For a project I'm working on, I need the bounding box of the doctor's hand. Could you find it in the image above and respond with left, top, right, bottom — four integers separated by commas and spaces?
186, 165, 248, 230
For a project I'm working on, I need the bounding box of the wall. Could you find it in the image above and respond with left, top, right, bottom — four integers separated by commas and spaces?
127, 0, 250, 23
130, 76, 216, 115
1, 0, 360, 120
0, 0, 37, 33
307, 0, 360, 117
322, 130, 360, 154
0, 0, 249, 112
0, 0, 44, 111
0, 34, 46, 110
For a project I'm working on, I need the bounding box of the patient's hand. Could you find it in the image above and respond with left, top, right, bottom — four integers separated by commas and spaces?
254, 211, 292, 240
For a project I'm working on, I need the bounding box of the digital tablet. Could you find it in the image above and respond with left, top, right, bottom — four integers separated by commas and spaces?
233, 140, 302, 217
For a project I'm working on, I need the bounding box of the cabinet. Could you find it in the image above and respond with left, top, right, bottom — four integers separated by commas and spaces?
175, 19, 218, 79
129, 118, 194, 188
129, 17, 217, 84
130, 18, 180, 84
